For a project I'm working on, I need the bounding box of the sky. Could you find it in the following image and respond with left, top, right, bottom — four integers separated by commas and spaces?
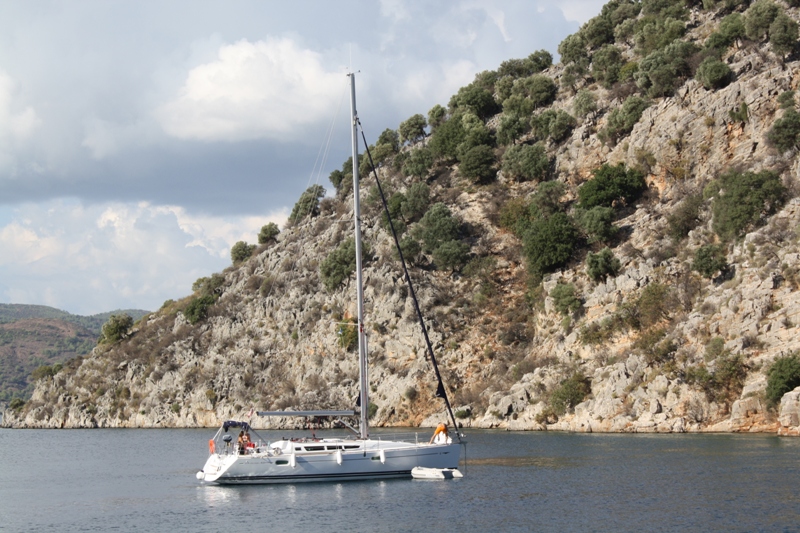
0, 0, 606, 316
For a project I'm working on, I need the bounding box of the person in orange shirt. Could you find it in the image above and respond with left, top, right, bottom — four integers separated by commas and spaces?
429, 423, 448, 444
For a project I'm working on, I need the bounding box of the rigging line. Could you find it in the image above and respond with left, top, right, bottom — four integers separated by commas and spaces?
357, 123, 463, 442
261, 79, 348, 307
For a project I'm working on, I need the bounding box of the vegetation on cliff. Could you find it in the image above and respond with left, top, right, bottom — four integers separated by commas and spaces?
7, 0, 800, 433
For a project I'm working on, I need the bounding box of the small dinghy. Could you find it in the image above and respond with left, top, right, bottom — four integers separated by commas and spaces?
411, 467, 463, 480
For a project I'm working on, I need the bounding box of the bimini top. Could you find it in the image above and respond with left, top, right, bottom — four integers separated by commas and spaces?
222, 420, 251, 432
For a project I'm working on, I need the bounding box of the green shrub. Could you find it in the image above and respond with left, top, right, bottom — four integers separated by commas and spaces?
100, 314, 134, 343
705, 13, 745, 53
231, 241, 256, 264
184, 294, 216, 324
401, 147, 433, 179
634, 41, 697, 98
705, 337, 727, 362
592, 44, 624, 87
396, 235, 422, 265
696, 57, 732, 90
586, 247, 621, 281
634, 328, 677, 365
522, 212, 579, 279
692, 244, 728, 278
459, 144, 496, 183
417, 203, 461, 254
497, 50, 553, 78
711, 169, 786, 240
496, 113, 528, 146
289, 184, 325, 224
205, 389, 217, 406
193, 273, 225, 296
499, 197, 530, 235
449, 84, 499, 119
511, 74, 558, 109
573, 90, 597, 117
576, 206, 618, 244
767, 108, 800, 153
729, 102, 749, 124
258, 222, 280, 244
428, 113, 466, 162
337, 318, 359, 351
398, 114, 427, 144
578, 163, 647, 209
427, 104, 446, 132
404, 386, 418, 402
635, 16, 687, 56
667, 193, 703, 241
502, 94, 535, 117
402, 182, 430, 222
320, 238, 364, 291
636, 283, 672, 329
551, 283, 582, 315
456, 119, 495, 161
744, 0, 780, 41
31, 364, 57, 381
368, 403, 379, 419
583, 14, 615, 49
550, 374, 590, 415
778, 91, 796, 110
558, 33, 588, 65
530, 181, 567, 218
432, 239, 470, 272
501, 144, 549, 182
376, 128, 400, 152
766, 353, 800, 408
9, 398, 25, 410
602, 96, 650, 144
531, 110, 576, 143
770, 14, 799, 61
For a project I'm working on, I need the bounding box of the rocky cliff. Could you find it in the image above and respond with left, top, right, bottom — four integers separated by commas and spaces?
6, 0, 800, 434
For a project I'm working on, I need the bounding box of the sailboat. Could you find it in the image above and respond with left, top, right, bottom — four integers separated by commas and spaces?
196, 73, 462, 484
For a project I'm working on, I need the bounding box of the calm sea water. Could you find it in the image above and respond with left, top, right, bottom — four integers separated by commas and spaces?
0, 427, 798, 532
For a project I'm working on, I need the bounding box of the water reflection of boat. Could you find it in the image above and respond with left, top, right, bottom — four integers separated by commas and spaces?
196, 73, 462, 484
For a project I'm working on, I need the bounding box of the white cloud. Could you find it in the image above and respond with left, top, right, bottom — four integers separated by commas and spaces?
545, 0, 606, 24
157, 37, 346, 142
379, 0, 411, 21
0, 200, 287, 314
0, 69, 42, 174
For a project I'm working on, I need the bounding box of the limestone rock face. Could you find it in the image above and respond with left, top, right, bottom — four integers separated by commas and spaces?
778, 388, 800, 436
5, 5, 800, 435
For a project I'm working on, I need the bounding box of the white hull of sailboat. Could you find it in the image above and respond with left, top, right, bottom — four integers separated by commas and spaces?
199, 440, 460, 484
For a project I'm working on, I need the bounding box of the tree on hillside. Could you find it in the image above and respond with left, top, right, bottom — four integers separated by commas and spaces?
428, 104, 447, 132
231, 241, 256, 264
459, 144, 496, 183
578, 163, 647, 209
745, 0, 780, 41
289, 184, 326, 224
258, 222, 280, 244
769, 13, 799, 63
711, 169, 786, 240
99, 313, 133, 343
522, 212, 579, 280
399, 114, 427, 144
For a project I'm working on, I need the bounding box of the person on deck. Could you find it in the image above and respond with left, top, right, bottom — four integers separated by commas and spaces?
237, 431, 246, 455
429, 423, 449, 444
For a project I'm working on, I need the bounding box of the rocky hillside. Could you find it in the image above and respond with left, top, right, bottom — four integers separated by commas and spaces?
6, 0, 800, 435
0, 305, 148, 404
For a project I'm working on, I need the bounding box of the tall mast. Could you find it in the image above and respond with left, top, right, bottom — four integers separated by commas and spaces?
349, 73, 369, 439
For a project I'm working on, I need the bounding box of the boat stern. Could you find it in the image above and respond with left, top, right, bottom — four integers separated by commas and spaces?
196, 453, 236, 483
